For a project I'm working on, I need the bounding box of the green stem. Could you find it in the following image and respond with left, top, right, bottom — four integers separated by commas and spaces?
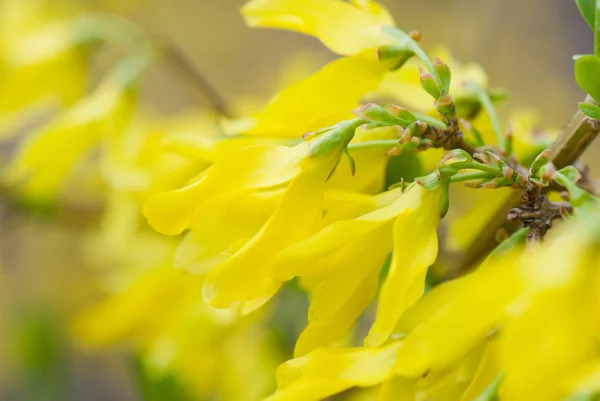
468, 161, 500, 175
347, 139, 399, 151
467, 81, 506, 153
595, 0, 600, 57
449, 171, 495, 183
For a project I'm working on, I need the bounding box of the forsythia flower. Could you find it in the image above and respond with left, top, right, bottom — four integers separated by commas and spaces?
269, 183, 442, 355
4, 54, 148, 200
242, 0, 394, 56
262, 205, 600, 401
144, 120, 361, 310
0, 2, 88, 121
235, 0, 394, 138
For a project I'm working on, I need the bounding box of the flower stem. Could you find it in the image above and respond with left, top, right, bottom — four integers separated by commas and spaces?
347, 139, 399, 151
449, 171, 495, 183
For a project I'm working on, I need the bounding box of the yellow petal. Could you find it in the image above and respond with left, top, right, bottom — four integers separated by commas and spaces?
265, 342, 402, 401
203, 157, 334, 308
271, 185, 417, 282
5, 81, 134, 199
392, 252, 522, 378
295, 253, 383, 356
175, 189, 283, 274
242, 0, 393, 56
242, 55, 388, 138
143, 143, 307, 235
459, 339, 501, 401
377, 377, 416, 401
366, 185, 441, 347
499, 230, 600, 401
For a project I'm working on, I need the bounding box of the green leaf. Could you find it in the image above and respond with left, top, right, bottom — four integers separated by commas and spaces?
577, 0, 596, 30
575, 55, 600, 103
580, 102, 600, 119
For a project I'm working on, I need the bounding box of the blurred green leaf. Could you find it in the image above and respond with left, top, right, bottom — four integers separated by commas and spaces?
580, 102, 600, 119
385, 151, 423, 188
575, 55, 600, 102
133, 358, 194, 401
576, 0, 596, 30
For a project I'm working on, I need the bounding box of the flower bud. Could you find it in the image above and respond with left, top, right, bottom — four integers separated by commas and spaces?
433, 57, 451, 93
419, 67, 441, 99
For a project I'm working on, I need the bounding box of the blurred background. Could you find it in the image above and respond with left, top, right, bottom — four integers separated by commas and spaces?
0, 1, 593, 400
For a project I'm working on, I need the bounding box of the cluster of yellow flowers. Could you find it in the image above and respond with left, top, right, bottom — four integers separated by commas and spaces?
2, 0, 599, 400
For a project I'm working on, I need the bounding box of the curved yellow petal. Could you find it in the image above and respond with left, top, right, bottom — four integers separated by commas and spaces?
242, 0, 393, 56
295, 254, 383, 356
175, 189, 283, 275
265, 342, 401, 401
203, 157, 334, 308
5, 82, 134, 199
242, 55, 388, 138
143, 143, 307, 235
377, 377, 416, 401
366, 185, 441, 347
392, 253, 521, 378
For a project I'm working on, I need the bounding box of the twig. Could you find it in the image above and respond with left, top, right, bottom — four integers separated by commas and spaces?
439, 96, 600, 279
154, 36, 232, 118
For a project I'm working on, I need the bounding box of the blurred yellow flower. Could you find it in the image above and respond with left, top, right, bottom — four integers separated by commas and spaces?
242, 0, 394, 56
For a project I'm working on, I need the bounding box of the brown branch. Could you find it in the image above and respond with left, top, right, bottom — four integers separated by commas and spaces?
154, 36, 232, 118
437, 96, 600, 280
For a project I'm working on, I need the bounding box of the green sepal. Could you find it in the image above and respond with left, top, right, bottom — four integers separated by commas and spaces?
435, 91, 455, 123
580, 102, 600, 120
433, 57, 451, 93
344, 146, 356, 176
558, 165, 581, 182
554, 169, 598, 210
528, 149, 552, 178
420, 67, 442, 99
377, 45, 415, 71
307, 119, 364, 157
575, 55, 600, 103
353, 103, 412, 127
386, 105, 417, 124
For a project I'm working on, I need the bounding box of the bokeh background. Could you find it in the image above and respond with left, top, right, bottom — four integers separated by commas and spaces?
0, 1, 594, 400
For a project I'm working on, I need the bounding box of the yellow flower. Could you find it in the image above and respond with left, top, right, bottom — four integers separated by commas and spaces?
236, 0, 396, 139
499, 220, 600, 401
4, 57, 142, 199
269, 183, 442, 356
263, 342, 402, 401
145, 120, 361, 310
365, 185, 441, 347
0, 6, 89, 122
240, 55, 388, 138
241, 0, 394, 56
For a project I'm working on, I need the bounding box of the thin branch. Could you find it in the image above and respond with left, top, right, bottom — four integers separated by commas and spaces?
155, 36, 232, 118
439, 96, 600, 280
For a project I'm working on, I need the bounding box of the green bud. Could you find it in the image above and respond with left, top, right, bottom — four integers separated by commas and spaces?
377, 45, 415, 71
438, 149, 473, 171
528, 149, 552, 178
385, 105, 417, 124
433, 57, 451, 93
419, 67, 442, 99
352, 103, 410, 127
307, 119, 363, 158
